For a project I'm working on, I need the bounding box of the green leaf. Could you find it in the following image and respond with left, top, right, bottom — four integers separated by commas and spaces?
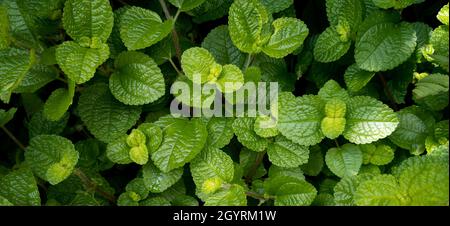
191, 148, 234, 194
260, 0, 293, 14
204, 184, 247, 206
274, 181, 317, 206
181, 47, 221, 84
215, 64, 244, 93
106, 135, 132, 164
167, 0, 206, 11
314, 27, 351, 63
333, 175, 359, 206
109, 51, 165, 105
228, 0, 270, 53
0, 107, 16, 126
426, 25, 449, 72
389, 110, 428, 154
43, 81, 75, 121
254, 114, 279, 138
413, 74, 449, 111
300, 146, 324, 176
232, 117, 269, 152
360, 143, 395, 165
355, 22, 416, 72
119, 6, 173, 50
262, 18, 309, 58
27, 111, 69, 139
3, 0, 40, 50
62, 0, 113, 42
137, 123, 163, 153
326, 0, 364, 30
437, 3, 449, 26
267, 135, 309, 168
142, 162, 183, 193
343, 64, 375, 92
0, 48, 34, 103
343, 96, 399, 144
129, 145, 148, 165
15, 64, 58, 93
205, 117, 235, 149
277, 92, 325, 146
325, 144, 362, 178
317, 80, 350, 102
0, 6, 10, 49
152, 118, 207, 172
372, 0, 425, 10
354, 174, 403, 205
0, 167, 40, 206
56, 41, 110, 84
25, 135, 79, 185
201, 25, 246, 68
78, 83, 141, 143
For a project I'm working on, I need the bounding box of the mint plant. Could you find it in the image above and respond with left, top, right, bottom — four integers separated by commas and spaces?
0, 0, 448, 207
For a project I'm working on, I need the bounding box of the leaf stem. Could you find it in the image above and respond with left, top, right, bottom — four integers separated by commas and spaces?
378, 73, 398, 111
168, 58, 183, 75
245, 151, 266, 184
159, 0, 182, 61
73, 168, 117, 204
244, 53, 253, 71
1, 126, 26, 151
334, 139, 340, 148
174, 9, 181, 22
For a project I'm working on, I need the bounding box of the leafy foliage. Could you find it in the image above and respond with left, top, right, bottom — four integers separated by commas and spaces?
0, 0, 447, 207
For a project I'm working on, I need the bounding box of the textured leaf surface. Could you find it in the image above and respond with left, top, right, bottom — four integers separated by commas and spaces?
232, 117, 269, 152
263, 18, 309, 58
119, 6, 173, 50
314, 27, 351, 63
344, 64, 375, 92
56, 41, 110, 84
0, 168, 40, 206
109, 51, 165, 105
205, 117, 234, 149
260, 0, 293, 13
267, 135, 309, 168
389, 110, 428, 154
300, 146, 323, 176
181, 47, 220, 84
15, 64, 57, 93
0, 48, 33, 103
204, 184, 247, 206
142, 162, 183, 193
62, 0, 113, 42
25, 135, 79, 185
437, 3, 449, 25
343, 96, 399, 144
412, 74, 449, 111
152, 118, 207, 172
216, 64, 244, 93
325, 144, 362, 178
277, 92, 325, 146
360, 144, 394, 165
78, 83, 141, 143
355, 22, 416, 71
274, 181, 317, 206
168, 0, 206, 11
354, 174, 402, 205
106, 135, 132, 164
43, 81, 75, 121
0, 107, 16, 126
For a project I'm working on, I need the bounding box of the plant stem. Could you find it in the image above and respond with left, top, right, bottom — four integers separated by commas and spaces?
168, 58, 183, 75
245, 191, 266, 200
1, 126, 26, 151
334, 139, 340, 148
73, 168, 116, 204
174, 9, 181, 22
245, 151, 266, 184
159, 0, 182, 61
378, 73, 398, 111
244, 53, 253, 71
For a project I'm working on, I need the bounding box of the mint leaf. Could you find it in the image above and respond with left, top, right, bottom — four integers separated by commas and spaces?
325, 144, 362, 178
0, 167, 41, 206
412, 73, 449, 111
142, 162, 183, 193
167, 0, 206, 11
267, 135, 309, 168
343, 64, 375, 92
314, 26, 351, 63
274, 181, 317, 206
232, 117, 269, 152
0, 107, 16, 126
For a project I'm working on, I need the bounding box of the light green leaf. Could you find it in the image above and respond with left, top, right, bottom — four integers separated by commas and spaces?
325, 144, 362, 178
181, 47, 221, 84
204, 184, 247, 206
109, 51, 165, 105
333, 175, 359, 206
152, 118, 207, 172
354, 174, 402, 206
25, 135, 79, 185
254, 114, 279, 138
360, 143, 394, 165
43, 81, 75, 121
137, 123, 163, 153
62, 0, 113, 42
355, 22, 416, 72
389, 110, 428, 154
413, 73, 449, 111
343, 96, 399, 144
274, 181, 317, 206
344, 64, 375, 92
314, 26, 351, 63
205, 117, 235, 149
119, 6, 173, 50
15, 64, 57, 93
142, 162, 183, 193
0, 107, 16, 126
202, 25, 246, 68
277, 92, 325, 146
78, 83, 141, 143
140, 196, 171, 206
372, 0, 425, 10
167, 0, 206, 11
129, 145, 148, 165
191, 148, 234, 194
215, 64, 244, 93
0, 48, 34, 103
232, 117, 269, 152
260, 0, 293, 14
106, 135, 132, 164
267, 135, 309, 168
262, 18, 309, 58
437, 3, 449, 25
228, 0, 270, 53
300, 146, 323, 176
425, 25, 449, 72
56, 41, 110, 84
318, 80, 350, 102
0, 167, 41, 206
